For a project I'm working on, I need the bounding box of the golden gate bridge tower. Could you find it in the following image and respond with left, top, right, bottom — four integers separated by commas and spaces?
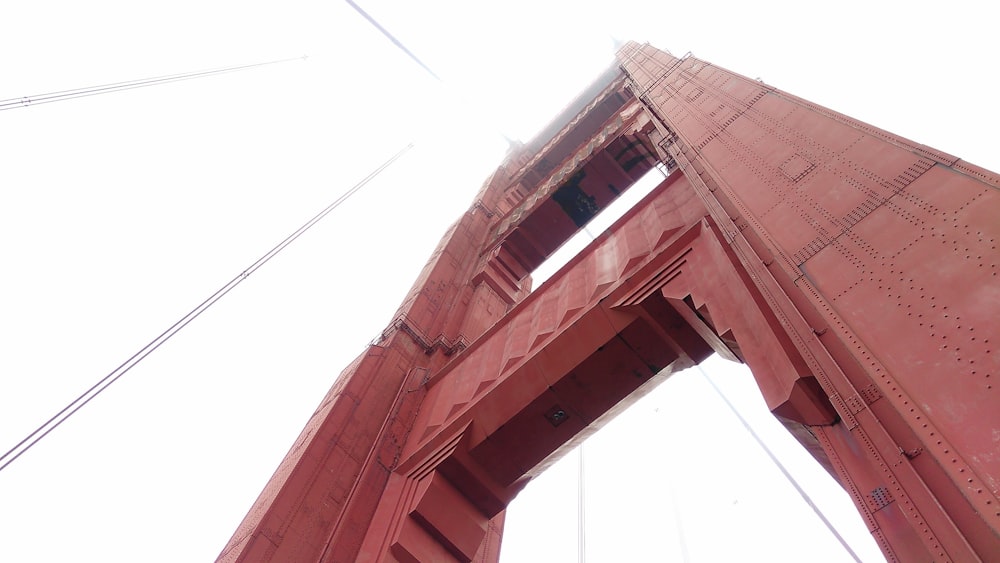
218, 42, 1000, 561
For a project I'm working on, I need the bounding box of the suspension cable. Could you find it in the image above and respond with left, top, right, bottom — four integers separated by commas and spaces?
0, 56, 305, 112
696, 364, 862, 563
344, 0, 441, 82
0, 143, 413, 474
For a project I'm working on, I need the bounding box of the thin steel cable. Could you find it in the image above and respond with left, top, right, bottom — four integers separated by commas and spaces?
0, 56, 305, 112
696, 364, 862, 563
344, 0, 442, 82
0, 143, 413, 473
345, 0, 523, 145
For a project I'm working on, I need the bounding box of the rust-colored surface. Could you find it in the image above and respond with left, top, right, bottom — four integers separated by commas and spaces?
219, 43, 999, 562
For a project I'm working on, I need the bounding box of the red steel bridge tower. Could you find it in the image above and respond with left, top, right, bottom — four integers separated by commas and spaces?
219, 42, 1000, 561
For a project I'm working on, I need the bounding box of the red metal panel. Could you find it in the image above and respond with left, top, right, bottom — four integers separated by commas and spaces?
221, 43, 999, 562
620, 41, 999, 560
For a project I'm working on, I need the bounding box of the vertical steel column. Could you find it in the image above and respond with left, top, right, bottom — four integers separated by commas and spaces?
619, 41, 999, 560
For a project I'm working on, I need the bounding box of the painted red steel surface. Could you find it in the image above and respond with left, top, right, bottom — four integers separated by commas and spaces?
220, 43, 1000, 561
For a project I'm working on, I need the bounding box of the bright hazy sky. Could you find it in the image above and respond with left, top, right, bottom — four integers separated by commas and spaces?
1, 1, 996, 561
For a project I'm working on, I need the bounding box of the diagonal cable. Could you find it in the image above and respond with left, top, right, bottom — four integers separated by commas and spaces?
0, 56, 305, 112
0, 143, 413, 473
344, 0, 442, 82
697, 364, 862, 563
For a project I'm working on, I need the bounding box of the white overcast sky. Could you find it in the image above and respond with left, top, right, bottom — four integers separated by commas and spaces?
1, 1, 996, 561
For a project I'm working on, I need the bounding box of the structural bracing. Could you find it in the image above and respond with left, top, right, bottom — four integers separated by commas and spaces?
220, 42, 1000, 562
